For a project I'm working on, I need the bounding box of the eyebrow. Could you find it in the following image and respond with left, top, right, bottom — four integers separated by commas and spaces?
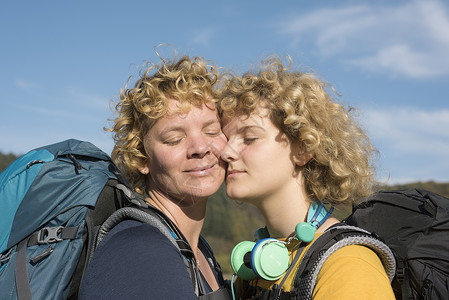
159, 126, 184, 136
237, 125, 265, 134
159, 118, 220, 135
202, 118, 221, 127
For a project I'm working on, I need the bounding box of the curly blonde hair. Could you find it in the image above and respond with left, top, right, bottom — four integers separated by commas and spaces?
110, 55, 220, 194
219, 57, 376, 204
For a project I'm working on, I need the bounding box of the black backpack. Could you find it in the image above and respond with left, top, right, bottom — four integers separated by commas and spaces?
296, 189, 449, 300
345, 189, 449, 299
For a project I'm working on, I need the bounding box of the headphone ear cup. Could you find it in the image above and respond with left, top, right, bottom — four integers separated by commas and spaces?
295, 222, 317, 243
230, 241, 258, 280
251, 238, 290, 281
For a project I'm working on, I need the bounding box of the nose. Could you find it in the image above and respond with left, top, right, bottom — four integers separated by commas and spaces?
187, 136, 211, 159
221, 141, 239, 162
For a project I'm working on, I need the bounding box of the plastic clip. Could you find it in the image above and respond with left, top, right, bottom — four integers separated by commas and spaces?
37, 226, 64, 244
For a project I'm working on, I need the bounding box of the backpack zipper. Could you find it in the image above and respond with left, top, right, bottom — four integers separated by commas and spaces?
30, 247, 54, 265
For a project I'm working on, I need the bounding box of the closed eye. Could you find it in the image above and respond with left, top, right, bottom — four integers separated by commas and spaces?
162, 135, 185, 145
205, 130, 222, 137
203, 123, 222, 137
243, 137, 259, 144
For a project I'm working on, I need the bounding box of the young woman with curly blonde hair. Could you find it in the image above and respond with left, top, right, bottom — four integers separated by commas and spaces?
220, 57, 394, 299
80, 55, 231, 299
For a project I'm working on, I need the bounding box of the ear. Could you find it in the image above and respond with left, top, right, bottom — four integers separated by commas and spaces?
292, 143, 313, 167
293, 151, 313, 167
138, 165, 149, 175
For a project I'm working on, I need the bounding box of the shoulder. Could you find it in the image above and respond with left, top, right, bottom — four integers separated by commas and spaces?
79, 220, 196, 300
324, 244, 385, 270
313, 245, 395, 300
89, 219, 183, 267
98, 219, 176, 249
316, 217, 340, 234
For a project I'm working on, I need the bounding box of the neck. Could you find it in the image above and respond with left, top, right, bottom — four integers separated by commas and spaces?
146, 189, 207, 253
251, 179, 311, 238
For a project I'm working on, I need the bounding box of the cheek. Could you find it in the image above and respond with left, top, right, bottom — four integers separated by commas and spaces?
244, 143, 292, 171
211, 134, 227, 155
150, 149, 182, 174
237, 147, 260, 172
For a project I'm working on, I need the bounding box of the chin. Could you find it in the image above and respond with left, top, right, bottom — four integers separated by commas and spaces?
203, 184, 223, 198
201, 174, 225, 194
187, 182, 222, 199
226, 185, 262, 205
225, 187, 247, 202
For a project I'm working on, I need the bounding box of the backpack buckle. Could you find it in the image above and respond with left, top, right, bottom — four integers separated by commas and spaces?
37, 226, 64, 244
396, 268, 405, 282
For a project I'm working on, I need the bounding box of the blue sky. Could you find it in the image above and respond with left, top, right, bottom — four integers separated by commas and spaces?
1, 0, 448, 184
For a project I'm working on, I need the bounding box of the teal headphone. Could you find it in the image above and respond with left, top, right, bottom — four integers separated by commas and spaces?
230, 202, 333, 281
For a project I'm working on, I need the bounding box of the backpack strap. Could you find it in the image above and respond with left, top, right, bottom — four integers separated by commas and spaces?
95, 201, 207, 297
68, 179, 132, 299
96, 206, 178, 248
293, 223, 396, 300
15, 237, 32, 300
14, 226, 79, 300
199, 236, 222, 277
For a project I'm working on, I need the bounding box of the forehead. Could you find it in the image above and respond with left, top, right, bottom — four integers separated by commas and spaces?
165, 97, 217, 116
222, 107, 271, 132
155, 98, 219, 129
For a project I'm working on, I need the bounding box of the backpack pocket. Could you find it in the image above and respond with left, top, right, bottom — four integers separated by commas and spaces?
400, 259, 449, 300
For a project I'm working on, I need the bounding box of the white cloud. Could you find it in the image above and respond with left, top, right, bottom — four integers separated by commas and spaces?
11, 93, 111, 123
66, 88, 112, 111
192, 28, 216, 46
15, 79, 38, 91
348, 44, 440, 78
279, 0, 449, 78
361, 107, 449, 183
363, 107, 449, 154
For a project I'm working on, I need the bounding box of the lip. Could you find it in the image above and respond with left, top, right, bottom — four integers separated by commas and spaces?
226, 169, 245, 178
185, 164, 216, 176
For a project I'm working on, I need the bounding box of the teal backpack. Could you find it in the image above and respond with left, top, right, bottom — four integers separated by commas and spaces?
0, 139, 132, 299
0, 139, 231, 300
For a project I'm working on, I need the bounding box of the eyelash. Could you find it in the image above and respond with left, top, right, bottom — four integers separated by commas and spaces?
163, 129, 221, 145
163, 137, 184, 145
206, 130, 221, 136
243, 137, 258, 144
164, 140, 182, 145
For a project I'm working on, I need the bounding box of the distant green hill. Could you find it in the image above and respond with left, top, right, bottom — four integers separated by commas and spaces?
381, 181, 449, 198
0, 152, 19, 172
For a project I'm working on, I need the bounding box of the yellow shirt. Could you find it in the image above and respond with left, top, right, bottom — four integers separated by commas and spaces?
235, 233, 395, 299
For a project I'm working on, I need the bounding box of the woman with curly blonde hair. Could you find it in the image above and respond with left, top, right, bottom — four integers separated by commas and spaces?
220, 57, 394, 299
80, 55, 231, 299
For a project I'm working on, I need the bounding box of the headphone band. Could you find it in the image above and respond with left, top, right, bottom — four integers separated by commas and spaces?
230, 201, 335, 282
307, 202, 334, 229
